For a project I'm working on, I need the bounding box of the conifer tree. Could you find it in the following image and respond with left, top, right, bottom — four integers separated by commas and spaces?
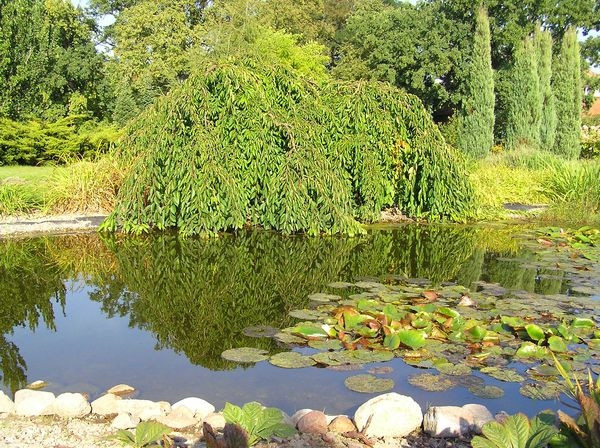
536, 29, 556, 150
458, 7, 494, 158
504, 36, 541, 149
552, 28, 582, 159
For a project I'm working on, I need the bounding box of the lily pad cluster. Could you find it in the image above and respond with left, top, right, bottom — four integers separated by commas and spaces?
221, 227, 600, 400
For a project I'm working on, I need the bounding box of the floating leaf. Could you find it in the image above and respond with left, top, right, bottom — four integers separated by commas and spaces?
572, 317, 595, 328
352, 350, 394, 363
222, 348, 269, 363
398, 329, 427, 350
548, 336, 567, 353
308, 293, 341, 303
480, 367, 525, 382
468, 385, 505, 399
289, 309, 323, 320
344, 374, 394, 393
273, 332, 305, 344
519, 383, 561, 400
525, 324, 545, 342
312, 351, 362, 366
269, 352, 316, 369
408, 373, 456, 391
242, 326, 279, 338
291, 325, 328, 339
308, 340, 343, 351
435, 363, 472, 376
515, 342, 547, 359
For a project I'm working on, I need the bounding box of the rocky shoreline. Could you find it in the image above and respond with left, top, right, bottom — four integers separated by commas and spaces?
0, 384, 499, 447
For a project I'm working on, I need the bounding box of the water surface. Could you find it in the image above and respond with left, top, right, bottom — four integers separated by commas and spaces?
0, 224, 589, 416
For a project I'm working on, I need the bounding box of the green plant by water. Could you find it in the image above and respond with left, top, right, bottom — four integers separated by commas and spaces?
107, 421, 172, 448
222, 402, 296, 446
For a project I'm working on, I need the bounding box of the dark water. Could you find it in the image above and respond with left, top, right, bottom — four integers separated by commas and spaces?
0, 224, 578, 416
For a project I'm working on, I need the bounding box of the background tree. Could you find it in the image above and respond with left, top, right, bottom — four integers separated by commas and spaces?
503, 36, 541, 149
536, 29, 557, 150
457, 7, 494, 158
0, 0, 107, 120
553, 28, 582, 158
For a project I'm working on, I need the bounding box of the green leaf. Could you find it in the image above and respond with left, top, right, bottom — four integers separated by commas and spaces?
397, 329, 427, 350
134, 421, 171, 448
548, 335, 567, 353
525, 324, 545, 342
515, 342, 547, 359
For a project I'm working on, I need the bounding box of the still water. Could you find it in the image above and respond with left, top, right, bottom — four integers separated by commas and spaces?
0, 223, 589, 417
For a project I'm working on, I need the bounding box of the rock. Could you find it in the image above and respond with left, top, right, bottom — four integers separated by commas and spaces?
203, 412, 226, 430
495, 411, 510, 424
112, 413, 140, 430
354, 393, 423, 438
458, 296, 475, 307
138, 401, 170, 421
107, 384, 136, 397
291, 409, 313, 426
322, 432, 337, 444
0, 391, 15, 414
172, 397, 215, 420
118, 399, 164, 420
297, 410, 328, 434
26, 380, 48, 390
423, 406, 470, 438
461, 404, 494, 434
91, 393, 122, 415
14, 389, 55, 417
157, 407, 197, 429
328, 415, 356, 433
423, 404, 494, 438
52, 393, 91, 418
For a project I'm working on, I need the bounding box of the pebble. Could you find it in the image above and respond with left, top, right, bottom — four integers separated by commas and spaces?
157, 406, 197, 429
107, 384, 136, 397
172, 397, 215, 420
91, 393, 121, 415
328, 415, 356, 433
354, 393, 423, 438
297, 410, 328, 434
51, 393, 91, 418
291, 409, 313, 426
0, 391, 15, 414
111, 412, 140, 430
14, 389, 55, 417
203, 412, 226, 430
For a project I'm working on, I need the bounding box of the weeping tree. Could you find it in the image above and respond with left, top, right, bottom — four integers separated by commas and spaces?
504, 36, 541, 150
536, 29, 556, 151
102, 59, 474, 236
552, 28, 582, 159
457, 7, 494, 159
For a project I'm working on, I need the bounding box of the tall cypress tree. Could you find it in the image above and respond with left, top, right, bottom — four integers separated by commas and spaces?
552, 28, 582, 159
504, 36, 541, 149
458, 7, 494, 158
536, 29, 556, 150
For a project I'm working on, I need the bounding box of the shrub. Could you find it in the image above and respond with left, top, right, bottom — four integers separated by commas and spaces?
581, 127, 600, 159
0, 116, 120, 166
103, 60, 475, 236
543, 160, 600, 212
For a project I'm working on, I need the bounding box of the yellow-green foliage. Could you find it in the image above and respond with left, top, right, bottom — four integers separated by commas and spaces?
0, 116, 120, 165
105, 60, 475, 236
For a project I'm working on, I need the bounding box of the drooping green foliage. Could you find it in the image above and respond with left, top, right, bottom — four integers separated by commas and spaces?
457, 7, 494, 158
0, 116, 120, 165
471, 412, 558, 448
504, 37, 541, 150
104, 60, 474, 236
222, 402, 296, 446
553, 28, 582, 159
536, 29, 557, 151
0, 0, 107, 120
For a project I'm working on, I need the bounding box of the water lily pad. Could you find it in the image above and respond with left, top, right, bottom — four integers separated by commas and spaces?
480, 367, 525, 382
525, 324, 545, 342
291, 325, 329, 339
548, 335, 567, 353
519, 382, 561, 400
408, 373, 456, 391
308, 340, 343, 351
515, 342, 547, 359
344, 374, 395, 393
242, 325, 279, 338
269, 352, 316, 369
308, 293, 341, 302
221, 347, 269, 363
312, 351, 362, 366
435, 363, 472, 376
355, 281, 385, 289
352, 349, 394, 363
289, 309, 324, 320
328, 282, 354, 289
468, 385, 505, 399
397, 329, 427, 350
273, 332, 305, 344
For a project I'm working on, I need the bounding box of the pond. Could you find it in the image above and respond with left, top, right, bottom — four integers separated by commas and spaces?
0, 223, 598, 418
